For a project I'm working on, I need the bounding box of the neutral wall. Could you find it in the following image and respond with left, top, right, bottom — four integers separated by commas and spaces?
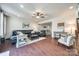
6, 16, 40, 38
6, 17, 29, 38
52, 8, 76, 37
30, 21, 40, 31
39, 8, 76, 37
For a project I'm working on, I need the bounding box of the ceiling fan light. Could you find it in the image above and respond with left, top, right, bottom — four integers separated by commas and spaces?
32, 9, 46, 19
36, 16, 40, 18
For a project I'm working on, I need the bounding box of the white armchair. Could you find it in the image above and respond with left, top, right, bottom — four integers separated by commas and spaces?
58, 35, 75, 47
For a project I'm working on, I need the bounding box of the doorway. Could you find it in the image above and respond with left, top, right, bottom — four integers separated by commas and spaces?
39, 22, 52, 37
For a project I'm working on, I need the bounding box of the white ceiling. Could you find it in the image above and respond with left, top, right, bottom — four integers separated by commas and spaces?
0, 3, 77, 21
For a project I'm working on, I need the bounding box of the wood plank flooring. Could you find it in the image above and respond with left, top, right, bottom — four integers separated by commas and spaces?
9, 37, 77, 56
0, 40, 11, 53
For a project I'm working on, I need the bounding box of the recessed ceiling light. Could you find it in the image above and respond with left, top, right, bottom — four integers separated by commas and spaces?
69, 6, 73, 9
20, 4, 24, 8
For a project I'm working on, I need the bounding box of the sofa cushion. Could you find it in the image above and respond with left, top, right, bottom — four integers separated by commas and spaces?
17, 31, 24, 35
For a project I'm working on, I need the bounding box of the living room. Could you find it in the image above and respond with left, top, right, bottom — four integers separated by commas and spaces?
0, 3, 78, 56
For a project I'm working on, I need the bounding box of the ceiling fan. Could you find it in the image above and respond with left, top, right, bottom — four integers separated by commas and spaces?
32, 10, 45, 19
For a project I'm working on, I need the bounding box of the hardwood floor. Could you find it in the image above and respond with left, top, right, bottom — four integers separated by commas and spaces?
0, 40, 11, 53
0, 37, 77, 56
9, 37, 77, 56
75, 34, 79, 55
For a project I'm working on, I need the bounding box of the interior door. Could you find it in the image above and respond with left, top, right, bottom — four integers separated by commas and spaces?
75, 18, 79, 54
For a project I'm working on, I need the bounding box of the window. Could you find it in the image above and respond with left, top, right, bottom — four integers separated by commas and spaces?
0, 12, 4, 37
0, 12, 6, 37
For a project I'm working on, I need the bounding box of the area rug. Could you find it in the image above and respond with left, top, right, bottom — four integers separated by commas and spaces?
0, 51, 9, 56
